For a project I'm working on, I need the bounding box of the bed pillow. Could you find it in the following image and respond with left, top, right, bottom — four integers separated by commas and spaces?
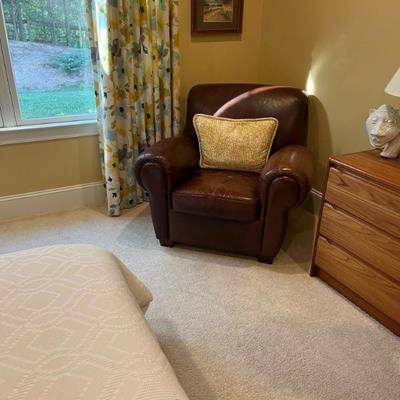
193, 114, 278, 172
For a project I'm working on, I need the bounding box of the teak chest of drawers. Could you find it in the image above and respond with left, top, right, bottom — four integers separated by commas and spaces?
310, 150, 400, 335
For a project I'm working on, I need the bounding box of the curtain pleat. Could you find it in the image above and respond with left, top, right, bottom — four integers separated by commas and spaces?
85, 0, 180, 216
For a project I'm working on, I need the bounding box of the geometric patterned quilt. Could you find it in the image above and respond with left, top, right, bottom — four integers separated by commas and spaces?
0, 245, 189, 400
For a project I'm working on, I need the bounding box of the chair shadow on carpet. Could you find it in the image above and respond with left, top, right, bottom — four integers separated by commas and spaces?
116, 204, 160, 250
281, 207, 317, 272
150, 318, 217, 400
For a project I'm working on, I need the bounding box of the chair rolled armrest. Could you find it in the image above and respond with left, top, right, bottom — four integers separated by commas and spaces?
135, 135, 199, 246
135, 135, 199, 192
257, 145, 313, 263
259, 145, 313, 208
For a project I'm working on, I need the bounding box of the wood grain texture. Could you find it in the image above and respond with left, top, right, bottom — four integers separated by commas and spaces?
313, 267, 400, 336
311, 150, 400, 335
331, 150, 400, 192
325, 168, 400, 239
320, 204, 400, 282
315, 237, 400, 325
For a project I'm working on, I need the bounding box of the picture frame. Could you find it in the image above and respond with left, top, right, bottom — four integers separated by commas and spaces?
191, 0, 244, 34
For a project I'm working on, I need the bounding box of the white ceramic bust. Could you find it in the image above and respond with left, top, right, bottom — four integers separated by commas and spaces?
366, 104, 400, 158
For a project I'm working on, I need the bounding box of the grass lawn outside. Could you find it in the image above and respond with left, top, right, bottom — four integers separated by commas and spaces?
18, 86, 96, 120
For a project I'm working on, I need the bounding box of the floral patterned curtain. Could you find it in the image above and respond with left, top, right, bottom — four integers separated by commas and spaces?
85, 0, 180, 216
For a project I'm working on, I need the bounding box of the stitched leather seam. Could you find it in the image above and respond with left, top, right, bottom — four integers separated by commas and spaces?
173, 193, 259, 204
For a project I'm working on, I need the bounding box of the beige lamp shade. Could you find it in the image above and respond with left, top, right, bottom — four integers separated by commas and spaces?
385, 67, 400, 97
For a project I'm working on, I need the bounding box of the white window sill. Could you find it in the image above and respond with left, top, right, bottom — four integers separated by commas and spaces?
0, 119, 98, 145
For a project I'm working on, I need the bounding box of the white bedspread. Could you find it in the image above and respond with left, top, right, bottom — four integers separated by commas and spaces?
0, 244, 189, 400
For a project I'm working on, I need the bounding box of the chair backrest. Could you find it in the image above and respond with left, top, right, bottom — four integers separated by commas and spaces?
182, 84, 308, 154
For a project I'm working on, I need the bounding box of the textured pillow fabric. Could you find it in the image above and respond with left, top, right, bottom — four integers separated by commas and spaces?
193, 114, 279, 172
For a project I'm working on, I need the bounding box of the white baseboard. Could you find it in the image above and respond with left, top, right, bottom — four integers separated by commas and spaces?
0, 182, 105, 222
308, 188, 323, 215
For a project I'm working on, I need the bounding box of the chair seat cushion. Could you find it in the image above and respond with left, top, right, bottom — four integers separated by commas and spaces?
172, 170, 260, 222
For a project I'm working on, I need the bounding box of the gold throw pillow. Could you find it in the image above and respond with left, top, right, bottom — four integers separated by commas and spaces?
193, 114, 278, 172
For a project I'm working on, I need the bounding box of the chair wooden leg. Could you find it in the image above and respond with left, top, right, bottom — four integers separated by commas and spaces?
159, 239, 174, 247
257, 255, 274, 264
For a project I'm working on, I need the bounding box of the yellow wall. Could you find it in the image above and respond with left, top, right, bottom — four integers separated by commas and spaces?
1, 1, 264, 197
179, 0, 265, 117
260, 0, 400, 189
0, 136, 102, 196
3, 0, 400, 196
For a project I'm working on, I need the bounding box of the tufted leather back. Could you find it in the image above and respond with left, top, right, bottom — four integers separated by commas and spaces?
182, 84, 308, 154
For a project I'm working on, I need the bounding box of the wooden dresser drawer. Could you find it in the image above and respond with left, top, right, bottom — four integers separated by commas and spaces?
315, 237, 400, 325
320, 203, 400, 282
311, 151, 400, 335
325, 167, 400, 239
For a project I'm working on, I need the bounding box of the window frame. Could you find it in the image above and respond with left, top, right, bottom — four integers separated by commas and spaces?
0, 1, 97, 140
0, 106, 4, 127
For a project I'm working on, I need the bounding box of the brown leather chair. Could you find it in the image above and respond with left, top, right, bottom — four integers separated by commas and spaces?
135, 84, 313, 263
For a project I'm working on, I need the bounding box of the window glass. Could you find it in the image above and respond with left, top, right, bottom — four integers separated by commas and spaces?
2, 0, 95, 120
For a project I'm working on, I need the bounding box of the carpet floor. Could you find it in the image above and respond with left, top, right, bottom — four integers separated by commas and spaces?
0, 205, 399, 400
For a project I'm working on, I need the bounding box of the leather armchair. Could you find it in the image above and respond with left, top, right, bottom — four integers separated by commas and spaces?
135, 84, 313, 263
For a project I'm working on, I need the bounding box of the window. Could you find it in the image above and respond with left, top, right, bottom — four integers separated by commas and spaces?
0, 0, 95, 129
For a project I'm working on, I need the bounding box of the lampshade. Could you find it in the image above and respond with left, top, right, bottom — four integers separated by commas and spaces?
385, 67, 400, 97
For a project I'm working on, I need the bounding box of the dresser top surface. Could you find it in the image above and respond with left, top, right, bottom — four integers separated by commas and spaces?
330, 150, 400, 191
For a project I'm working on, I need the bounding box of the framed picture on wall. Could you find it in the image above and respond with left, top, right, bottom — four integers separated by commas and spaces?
191, 0, 243, 34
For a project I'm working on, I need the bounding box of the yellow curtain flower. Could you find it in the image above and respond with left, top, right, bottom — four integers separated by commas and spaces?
85, 0, 180, 216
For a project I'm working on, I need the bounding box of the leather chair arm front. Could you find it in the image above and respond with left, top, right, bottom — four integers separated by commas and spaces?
134, 135, 199, 246
257, 145, 313, 263
259, 145, 313, 208
135, 135, 199, 193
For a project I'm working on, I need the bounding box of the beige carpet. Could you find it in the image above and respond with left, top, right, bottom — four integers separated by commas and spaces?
0, 205, 399, 400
